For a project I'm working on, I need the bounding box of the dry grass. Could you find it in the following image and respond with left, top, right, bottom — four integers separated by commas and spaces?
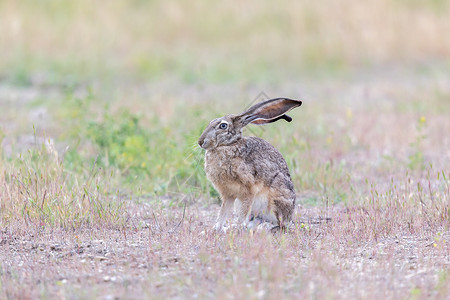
1, 202, 448, 299
1, 1, 450, 299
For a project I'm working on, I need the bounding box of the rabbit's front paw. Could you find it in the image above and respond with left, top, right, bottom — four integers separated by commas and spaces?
213, 222, 227, 233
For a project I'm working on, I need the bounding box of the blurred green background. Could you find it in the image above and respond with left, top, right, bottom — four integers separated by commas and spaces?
1, 0, 449, 204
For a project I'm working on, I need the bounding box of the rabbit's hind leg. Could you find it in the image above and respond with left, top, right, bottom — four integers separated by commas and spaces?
273, 197, 295, 232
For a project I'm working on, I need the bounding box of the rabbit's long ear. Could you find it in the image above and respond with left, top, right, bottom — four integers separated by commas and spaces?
234, 98, 302, 127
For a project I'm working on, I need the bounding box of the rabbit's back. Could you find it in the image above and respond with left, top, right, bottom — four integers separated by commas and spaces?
205, 136, 295, 200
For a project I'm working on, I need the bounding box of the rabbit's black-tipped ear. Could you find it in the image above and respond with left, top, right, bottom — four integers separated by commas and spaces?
237, 98, 302, 126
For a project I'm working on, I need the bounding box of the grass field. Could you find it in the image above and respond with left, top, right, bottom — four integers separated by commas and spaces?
1, 1, 449, 299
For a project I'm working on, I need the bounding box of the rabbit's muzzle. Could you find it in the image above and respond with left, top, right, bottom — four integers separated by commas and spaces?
198, 135, 210, 149
198, 139, 211, 149
198, 128, 216, 150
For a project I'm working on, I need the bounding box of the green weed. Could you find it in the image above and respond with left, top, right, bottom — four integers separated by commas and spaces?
55, 90, 212, 197
408, 116, 427, 170
0, 142, 125, 228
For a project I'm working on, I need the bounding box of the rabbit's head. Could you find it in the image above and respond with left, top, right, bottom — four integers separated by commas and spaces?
198, 98, 302, 150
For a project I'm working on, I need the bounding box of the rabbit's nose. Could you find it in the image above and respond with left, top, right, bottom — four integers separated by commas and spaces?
198, 139, 204, 148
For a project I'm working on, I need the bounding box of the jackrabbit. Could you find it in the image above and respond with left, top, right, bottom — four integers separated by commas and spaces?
198, 98, 302, 231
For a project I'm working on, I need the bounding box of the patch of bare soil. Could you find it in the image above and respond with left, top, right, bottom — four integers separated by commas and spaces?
1, 204, 448, 299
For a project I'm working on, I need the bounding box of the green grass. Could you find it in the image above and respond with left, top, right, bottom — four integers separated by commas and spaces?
2, 79, 448, 226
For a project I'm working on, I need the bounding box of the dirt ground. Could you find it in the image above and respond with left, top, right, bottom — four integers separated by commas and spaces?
1, 203, 448, 300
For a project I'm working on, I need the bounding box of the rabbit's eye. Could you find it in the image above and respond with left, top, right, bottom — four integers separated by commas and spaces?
219, 123, 228, 129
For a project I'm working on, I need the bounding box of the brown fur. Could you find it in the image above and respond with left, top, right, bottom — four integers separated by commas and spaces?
198, 98, 302, 231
